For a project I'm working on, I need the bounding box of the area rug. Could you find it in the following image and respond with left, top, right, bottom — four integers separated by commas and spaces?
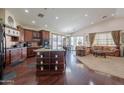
76, 55, 124, 79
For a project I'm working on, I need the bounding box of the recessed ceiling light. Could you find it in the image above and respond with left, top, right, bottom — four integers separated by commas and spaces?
91, 22, 94, 24
84, 14, 88, 17
55, 16, 59, 19
112, 13, 115, 16
25, 9, 29, 13
32, 20, 35, 24
45, 24, 48, 27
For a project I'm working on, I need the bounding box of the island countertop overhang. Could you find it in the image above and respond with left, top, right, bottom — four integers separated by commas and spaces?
34, 48, 65, 52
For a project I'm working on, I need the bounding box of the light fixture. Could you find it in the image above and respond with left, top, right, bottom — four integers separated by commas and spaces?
25, 9, 29, 13
112, 13, 115, 16
91, 22, 94, 24
32, 20, 35, 24
45, 24, 48, 27
84, 14, 88, 17
55, 16, 59, 19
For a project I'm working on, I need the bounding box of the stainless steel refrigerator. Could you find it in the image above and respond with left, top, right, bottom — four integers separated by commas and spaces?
0, 24, 6, 84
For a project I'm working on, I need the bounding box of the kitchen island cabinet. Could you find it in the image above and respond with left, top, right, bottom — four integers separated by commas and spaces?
34, 48, 65, 75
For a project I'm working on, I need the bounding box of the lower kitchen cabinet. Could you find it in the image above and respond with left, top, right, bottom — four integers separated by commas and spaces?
27, 47, 40, 57
21, 48, 27, 61
5, 49, 11, 65
5, 47, 27, 65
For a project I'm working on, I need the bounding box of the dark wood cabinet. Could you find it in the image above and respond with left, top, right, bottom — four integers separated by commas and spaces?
5, 47, 27, 65
39, 30, 50, 45
24, 29, 33, 42
21, 48, 27, 60
5, 49, 11, 65
36, 50, 65, 75
27, 47, 39, 57
32, 31, 40, 39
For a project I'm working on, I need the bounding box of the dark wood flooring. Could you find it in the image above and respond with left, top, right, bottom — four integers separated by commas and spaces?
3, 51, 124, 85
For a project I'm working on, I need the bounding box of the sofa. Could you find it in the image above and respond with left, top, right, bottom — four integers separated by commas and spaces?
92, 46, 120, 57
76, 46, 91, 56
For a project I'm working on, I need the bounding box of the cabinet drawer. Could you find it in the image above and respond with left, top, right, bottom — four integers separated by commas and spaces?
37, 58, 50, 65
37, 52, 50, 58
50, 65, 64, 71
50, 51, 64, 58
37, 65, 49, 72
51, 58, 64, 65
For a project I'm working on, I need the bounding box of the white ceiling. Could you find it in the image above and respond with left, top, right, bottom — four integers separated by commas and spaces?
7, 8, 120, 34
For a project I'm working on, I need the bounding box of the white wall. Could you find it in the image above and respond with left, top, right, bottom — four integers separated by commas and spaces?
72, 17, 124, 36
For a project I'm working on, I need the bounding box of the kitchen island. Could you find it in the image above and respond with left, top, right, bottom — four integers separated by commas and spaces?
34, 48, 65, 75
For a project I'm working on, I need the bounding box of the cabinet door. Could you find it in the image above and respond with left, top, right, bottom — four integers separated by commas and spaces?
32, 32, 40, 39
43, 31, 49, 40
24, 30, 32, 41
11, 49, 17, 63
5, 49, 11, 65
21, 48, 27, 60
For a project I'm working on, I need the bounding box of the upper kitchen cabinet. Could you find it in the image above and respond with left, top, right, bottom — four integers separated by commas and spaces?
24, 29, 33, 42
32, 31, 40, 39
24, 28, 40, 42
39, 30, 50, 43
38, 30, 50, 46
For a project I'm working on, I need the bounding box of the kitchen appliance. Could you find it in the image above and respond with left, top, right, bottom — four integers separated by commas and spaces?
43, 40, 50, 49
0, 24, 6, 84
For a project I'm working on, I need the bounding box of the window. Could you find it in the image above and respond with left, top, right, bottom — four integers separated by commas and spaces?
51, 34, 64, 49
71, 36, 84, 46
76, 37, 84, 46
70, 36, 84, 50
93, 32, 115, 46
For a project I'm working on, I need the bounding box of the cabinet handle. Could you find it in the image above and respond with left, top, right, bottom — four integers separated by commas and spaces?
37, 52, 40, 55
40, 55, 43, 58
55, 66, 58, 71
55, 55, 58, 58
40, 61, 43, 64
41, 67, 43, 71
55, 60, 58, 64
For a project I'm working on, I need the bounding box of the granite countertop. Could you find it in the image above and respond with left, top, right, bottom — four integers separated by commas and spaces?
6, 47, 27, 49
34, 48, 65, 52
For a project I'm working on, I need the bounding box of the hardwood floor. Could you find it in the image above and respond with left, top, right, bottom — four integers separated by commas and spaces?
3, 51, 124, 85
